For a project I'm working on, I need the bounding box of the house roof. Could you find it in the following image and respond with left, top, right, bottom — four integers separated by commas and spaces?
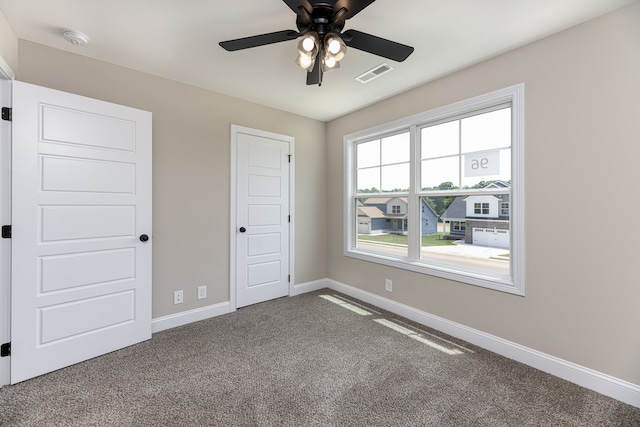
440, 197, 467, 221
362, 197, 408, 205
357, 206, 387, 219
484, 180, 511, 189
362, 196, 438, 218
358, 206, 407, 220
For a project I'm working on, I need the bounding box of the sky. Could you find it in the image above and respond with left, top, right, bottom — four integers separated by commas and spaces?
356, 107, 512, 192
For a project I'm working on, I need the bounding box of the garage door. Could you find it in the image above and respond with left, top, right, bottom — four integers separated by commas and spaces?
472, 228, 509, 249
358, 220, 370, 234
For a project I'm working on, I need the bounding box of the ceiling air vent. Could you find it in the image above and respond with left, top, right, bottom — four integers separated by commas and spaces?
356, 63, 393, 84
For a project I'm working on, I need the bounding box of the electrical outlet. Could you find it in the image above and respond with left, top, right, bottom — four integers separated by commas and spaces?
385, 279, 392, 292
174, 290, 184, 304
197, 285, 207, 300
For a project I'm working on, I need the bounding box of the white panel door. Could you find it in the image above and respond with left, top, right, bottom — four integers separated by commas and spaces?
235, 129, 290, 308
11, 81, 152, 383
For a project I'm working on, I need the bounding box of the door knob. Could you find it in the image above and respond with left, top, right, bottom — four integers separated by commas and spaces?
139, 234, 149, 242
239, 227, 246, 233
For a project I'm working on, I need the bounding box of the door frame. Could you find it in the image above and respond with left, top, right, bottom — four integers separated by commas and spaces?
229, 125, 295, 311
0, 55, 15, 388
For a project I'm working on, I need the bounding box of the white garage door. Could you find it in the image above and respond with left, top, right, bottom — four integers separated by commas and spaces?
472, 228, 509, 249
358, 220, 370, 234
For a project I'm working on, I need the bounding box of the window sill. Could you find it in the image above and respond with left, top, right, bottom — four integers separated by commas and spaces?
344, 248, 524, 296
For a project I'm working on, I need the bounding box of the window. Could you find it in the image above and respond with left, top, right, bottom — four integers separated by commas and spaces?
500, 202, 509, 216
453, 221, 466, 232
345, 84, 525, 295
474, 203, 490, 215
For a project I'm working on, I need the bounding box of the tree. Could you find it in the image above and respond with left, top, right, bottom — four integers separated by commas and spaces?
420, 182, 460, 216
464, 180, 496, 189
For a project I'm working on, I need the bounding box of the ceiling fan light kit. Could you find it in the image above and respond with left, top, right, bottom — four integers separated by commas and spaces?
295, 31, 347, 73
219, 0, 414, 86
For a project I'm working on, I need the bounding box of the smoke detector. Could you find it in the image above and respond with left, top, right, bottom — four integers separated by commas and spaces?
63, 30, 89, 47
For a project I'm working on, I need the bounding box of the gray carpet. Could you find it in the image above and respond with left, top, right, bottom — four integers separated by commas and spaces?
0, 290, 638, 426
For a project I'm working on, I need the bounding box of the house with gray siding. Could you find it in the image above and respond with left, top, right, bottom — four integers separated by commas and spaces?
357, 197, 438, 235
440, 182, 510, 248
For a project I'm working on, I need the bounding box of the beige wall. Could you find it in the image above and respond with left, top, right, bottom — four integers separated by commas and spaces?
16, 40, 328, 318
0, 9, 18, 75
4, 1, 640, 388
327, 3, 640, 385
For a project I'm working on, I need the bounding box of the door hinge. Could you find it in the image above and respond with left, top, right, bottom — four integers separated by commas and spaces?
288, 154, 292, 163
288, 275, 290, 283
1, 225, 10, 239
0, 342, 10, 357
288, 215, 290, 223
1, 107, 11, 121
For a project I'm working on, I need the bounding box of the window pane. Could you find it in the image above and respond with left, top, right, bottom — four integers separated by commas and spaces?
460, 148, 511, 188
381, 163, 410, 192
356, 199, 408, 258
381, 132, 410, 164
421, 157, 459, 190
461, 108, 511, 153
421, 195, 510, 277
357, 167, 380, 193
357, 140, 380, 168
421, 121, 459, 159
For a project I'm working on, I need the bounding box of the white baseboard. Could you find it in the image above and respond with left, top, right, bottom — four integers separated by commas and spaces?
152, 301, 231, 333
152, 278, 330, 334
326, 278, 640, 408
290, 278, 329, 296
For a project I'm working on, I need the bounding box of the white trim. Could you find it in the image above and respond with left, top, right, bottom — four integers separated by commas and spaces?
152, 301, 231, 333
0, 54, 15, 80
229, 125, 295, 310
289, 278, 329, 296
0, 72, 11, 388
152, 279, 327, 333
229, 127, 238, 312
288, 136, 296, 297
343, 84, 525, 296
326, 278, 640, 408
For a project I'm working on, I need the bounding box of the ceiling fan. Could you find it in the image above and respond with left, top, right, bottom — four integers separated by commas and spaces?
219, 0, 414, 86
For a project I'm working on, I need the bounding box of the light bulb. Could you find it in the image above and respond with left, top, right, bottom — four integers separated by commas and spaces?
323, 34, 346, 62
300, 55, 313, 68
328, 39, 341, 54
324, 56, 336, 68
302, 36, 315, 52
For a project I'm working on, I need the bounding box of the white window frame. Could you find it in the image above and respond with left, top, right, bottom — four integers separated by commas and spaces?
474, 202, 490, 215
453, 222, 466, 232
501, 202, 510, 216
344, 84, 525, 295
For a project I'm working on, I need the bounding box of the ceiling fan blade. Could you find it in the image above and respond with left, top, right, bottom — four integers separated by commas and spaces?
332, 0, 377, 20
219, 30, 299, 52
342, 29, 414, 62
306, 57, 323, 86
283, 0, 313, 19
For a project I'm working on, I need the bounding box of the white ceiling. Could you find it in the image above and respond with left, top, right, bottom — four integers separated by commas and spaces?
0, 0, 636, 121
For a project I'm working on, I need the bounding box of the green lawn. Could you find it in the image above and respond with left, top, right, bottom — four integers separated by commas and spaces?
358, 233, 455, 247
